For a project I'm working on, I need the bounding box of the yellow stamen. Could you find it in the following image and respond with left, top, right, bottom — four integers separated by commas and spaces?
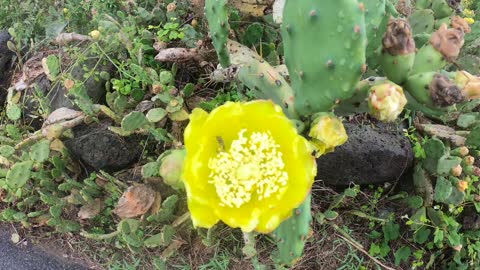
208, 129, 288, 208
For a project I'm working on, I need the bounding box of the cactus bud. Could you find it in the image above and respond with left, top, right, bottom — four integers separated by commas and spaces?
457, 180, 468, 192
463, 155, 475, 166
473, 166, 480, 176
451, 164, 462, 177
89, 30, 101, 40
159, 149, 186, 190
308, 113, 348, 157
451, 146, 469, 157
368, 82, 407, 122
452, 71, 480, 100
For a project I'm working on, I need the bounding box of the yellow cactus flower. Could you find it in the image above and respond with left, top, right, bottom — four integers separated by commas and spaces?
182, 100, 316, 233
465, 18, 475, 25
368, 82, 407, 122
463, 9, 475, 19
308, 114, 348, 157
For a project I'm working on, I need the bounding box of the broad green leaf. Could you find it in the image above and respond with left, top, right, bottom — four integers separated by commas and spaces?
434, 177, 452, 203
383, 222, 400, 242
394, 246, 411, 266
0, 145, 15, 157
6, 161, 33, 189
6, 104, 21, 121
29, 140, 50, 163
146, 108, 167, 123
121, 111, 149, 132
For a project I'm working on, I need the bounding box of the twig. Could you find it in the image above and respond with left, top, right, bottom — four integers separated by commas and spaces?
332, 224, 398, 270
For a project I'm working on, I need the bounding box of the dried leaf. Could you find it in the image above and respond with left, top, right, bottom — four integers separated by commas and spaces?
78, 199, 104, 220
43, 108, 84, 128
113, 184, 156, 218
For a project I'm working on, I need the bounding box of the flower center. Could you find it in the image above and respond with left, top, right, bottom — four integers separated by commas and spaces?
208, 129, 288, 208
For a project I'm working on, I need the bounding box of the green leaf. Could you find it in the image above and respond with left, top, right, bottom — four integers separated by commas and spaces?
146, 108, 168, 123
324, 210, 338, 221
434, 177, 453, 203
49, 205, 62, 218
159, 71, 174, 85
434, 228, 444, 244
414, 227, 431, 244
142, 162, 160, 178
394, 246, 411, 266
182, 83, 195, 97
45, 55, 60, 78
383, 222, 400, 242
6, 104, 21, 121
444, 188, 465, 205
0, 145, 15, 157
153, 258, 167, 270
6, 161, 33, 189
404, 196, 424, 209
121, 111, 149, 132
29, 140, 50, 163
369, 243, 381, 256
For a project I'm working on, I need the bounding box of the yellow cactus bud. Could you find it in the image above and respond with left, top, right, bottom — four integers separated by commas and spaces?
89, 30, 101, 40
368, 82, 407, 122
457, 180, 468, 192
308, 113, 348, 157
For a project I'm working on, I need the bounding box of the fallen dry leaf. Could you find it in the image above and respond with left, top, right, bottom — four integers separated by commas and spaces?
113, 184, 156, 218
78, 199, 104, 220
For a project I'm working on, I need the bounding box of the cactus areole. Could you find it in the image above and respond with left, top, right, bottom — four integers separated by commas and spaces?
282, 0, 367, 116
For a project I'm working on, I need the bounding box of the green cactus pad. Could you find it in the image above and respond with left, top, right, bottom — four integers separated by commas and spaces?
363, 0, 386, 67
431, 0, 453, 19
282, 0, 367, 115
409, 9, 435, 35
415, 0, 432, 9
205, 0, 231, 67
272, 194, 312, 266
238, 59, 297, 119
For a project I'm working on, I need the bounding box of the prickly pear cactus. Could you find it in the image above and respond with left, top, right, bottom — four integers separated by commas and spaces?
272, 194, 311, 266
281, 0, 367, 115
205, 0, 231, 67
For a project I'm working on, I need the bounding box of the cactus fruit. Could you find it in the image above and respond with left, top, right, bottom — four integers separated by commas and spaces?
282, 0, 367, 115
411, 24, 465, 75
379, 18, 416, 84
272, 194, 312, 266
205, 0, 231, 67
405, 72, 465, 109
159, 149, 186, 190
409, 9, 435, 34
446, 70, 480, 100
368, 81, 408, 122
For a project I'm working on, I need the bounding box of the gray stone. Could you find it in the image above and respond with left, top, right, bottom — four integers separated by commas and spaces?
65, 120, 142, 172
0, 30, 13, 104
316, 121, 413, 186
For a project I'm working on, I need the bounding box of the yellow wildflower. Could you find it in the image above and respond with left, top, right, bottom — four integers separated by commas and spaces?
465, 18, 475, 25
457, 180, 468, 192
308, 113, 348, 157
182, 100, 316, 233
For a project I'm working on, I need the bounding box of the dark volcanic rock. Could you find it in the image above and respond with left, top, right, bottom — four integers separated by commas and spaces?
0, 30, 13, 104
65, 121, 142, 172
316, 121, 413, 186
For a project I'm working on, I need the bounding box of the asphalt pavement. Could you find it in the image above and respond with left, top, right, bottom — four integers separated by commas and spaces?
0, 225, 89, 270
